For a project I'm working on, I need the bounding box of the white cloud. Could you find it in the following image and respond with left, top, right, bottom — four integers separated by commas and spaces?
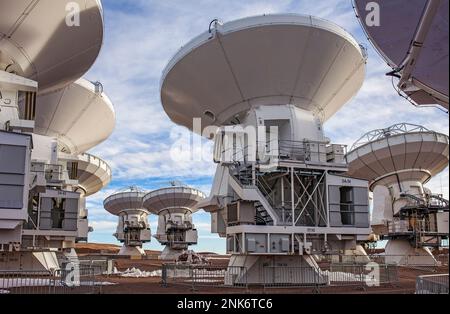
90, 220, 117, 232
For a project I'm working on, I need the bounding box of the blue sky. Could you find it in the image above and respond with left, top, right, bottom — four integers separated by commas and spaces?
83, 0, 449, 253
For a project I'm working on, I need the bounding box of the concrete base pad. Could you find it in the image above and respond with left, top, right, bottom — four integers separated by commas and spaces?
385, 240, 437, 266
344, 244, 371, 263
118, 246, 146, 257
227, 254, 326, 285
159, 246, 182, 260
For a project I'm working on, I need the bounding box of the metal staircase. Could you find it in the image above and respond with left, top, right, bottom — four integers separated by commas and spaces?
255, 201, 274, 225
230, 164, 278, 226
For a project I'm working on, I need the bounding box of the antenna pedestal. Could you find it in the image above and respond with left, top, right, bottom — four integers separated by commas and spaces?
385, 240, 436, 266
160, 246, 186, 261
118, 245, 146, 257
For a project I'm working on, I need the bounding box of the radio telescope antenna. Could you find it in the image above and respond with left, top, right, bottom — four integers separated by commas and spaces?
346, 123, 449, 265
142, 186, 206, 260
159, 13, 372, 284
104, 187, 151, 257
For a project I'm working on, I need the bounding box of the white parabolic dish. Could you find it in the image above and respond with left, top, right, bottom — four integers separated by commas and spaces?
0, 0, 104, 92
104, 190, 148, 216
34, 78, 115, 155
142, 187, 206, 215
76, 153, 112, 197
346, 124, 449, 190
161, 14, 367, 133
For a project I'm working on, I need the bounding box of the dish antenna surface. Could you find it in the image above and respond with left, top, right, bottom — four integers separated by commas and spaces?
72, 153, 112, 197
34, 78, 115, 155
161, 14, 367, 133
0, 0, 104, 93
353, 0, 449, 109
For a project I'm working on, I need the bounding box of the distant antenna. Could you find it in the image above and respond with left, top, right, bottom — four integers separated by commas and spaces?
103, 187, 151, 257
347, 124, 448, 191
142, 186, 206, 260
346, 124, 449, 265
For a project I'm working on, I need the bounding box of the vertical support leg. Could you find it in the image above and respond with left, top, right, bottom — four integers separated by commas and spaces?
291, 167, 295, 226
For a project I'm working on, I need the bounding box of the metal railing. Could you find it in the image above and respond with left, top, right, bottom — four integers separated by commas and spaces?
193, 265, 247, 287
262, 264, 398, 289
76, 258, 114, 276
350, 123, 431, 151
78, 153, 112, 178
56, 263, 103, 294
0, 270, 57, 294
30, 162, 64, 182
315, 254, 449, 267
328, 263, 398, 287
366, 254, 448, 268
386, 217, 447, 235
263, 266, 326, 288
256, 174, 277, 208
216, 138, 347, 165
278, 140, 329, 163
435, 254, 449, 266
416, 274, 449, 294
161, 264, 247, 289
0, 264, 104, 294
